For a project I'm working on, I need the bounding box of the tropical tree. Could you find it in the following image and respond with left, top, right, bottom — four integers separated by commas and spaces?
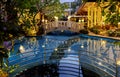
0, 0, 68, 74
100, 0, 120, 27
36, 0, 68, 25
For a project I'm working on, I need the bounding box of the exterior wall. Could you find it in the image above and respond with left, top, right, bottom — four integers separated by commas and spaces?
87, 2, 120, 28
87, 3, 102, 27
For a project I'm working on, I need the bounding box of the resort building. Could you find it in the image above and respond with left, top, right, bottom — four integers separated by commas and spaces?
72, 1, 120, 28
1, 0, 120, 77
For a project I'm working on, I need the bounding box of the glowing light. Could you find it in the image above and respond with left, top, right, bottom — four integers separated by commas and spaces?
61, 30, 64, 32
54, 16, 58, 20
101, 40, 106, 45
19, 45, 25, 53
118, 22, 120, 28
68, 16, 71, 20
98, 62, 102, 65
118, 22, 120, 25
68, 47, 71, 52
42, 45, 45, 48
81, 45, 84, 48
116, 59, 120, 65
54, 48, 58, 51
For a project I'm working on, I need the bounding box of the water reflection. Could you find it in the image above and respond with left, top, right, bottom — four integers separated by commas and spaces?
15, 35, 120, 63
10, 34, 120, 77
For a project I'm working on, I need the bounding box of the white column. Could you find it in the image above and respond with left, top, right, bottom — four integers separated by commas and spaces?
54, 16, 58, 27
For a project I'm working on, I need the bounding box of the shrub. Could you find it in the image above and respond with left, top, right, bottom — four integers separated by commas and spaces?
107, 30, 116, 37
115, 31, 120, 37
89, 27, 100, 34
79, 29, 89, 34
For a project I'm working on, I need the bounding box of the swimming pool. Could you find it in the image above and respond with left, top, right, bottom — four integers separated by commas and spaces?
8, 33, 120, 77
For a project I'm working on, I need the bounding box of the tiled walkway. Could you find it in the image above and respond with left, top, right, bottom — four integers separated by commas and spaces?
88, 32, 120, 40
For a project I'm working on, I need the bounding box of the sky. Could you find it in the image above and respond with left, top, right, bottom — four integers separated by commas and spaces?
60, 0, 75, 3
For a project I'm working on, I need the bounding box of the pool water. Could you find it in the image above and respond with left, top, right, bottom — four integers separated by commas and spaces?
9, 31, 120, 77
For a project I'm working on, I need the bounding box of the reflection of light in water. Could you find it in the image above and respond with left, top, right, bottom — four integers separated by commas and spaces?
98, 62, 102, 65
81, 45, 84, 48
19, 45, 25, 53
116, 58, 120, 65
68, 47, 71, 52
54, 48, 58, 51
101, 40, 106, 45
29, 37, 36, 43
26, 37, 39, 49
61, 30, 64, 32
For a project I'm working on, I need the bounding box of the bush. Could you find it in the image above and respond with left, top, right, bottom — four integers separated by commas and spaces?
107, 29, 120, 37
89, 27, 100, 34
107, 30, 116, 37
115, 31, 120, 37
79, 29, 89, 34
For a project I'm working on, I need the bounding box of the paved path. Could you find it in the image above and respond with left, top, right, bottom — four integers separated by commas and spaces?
88, 32, 120, 40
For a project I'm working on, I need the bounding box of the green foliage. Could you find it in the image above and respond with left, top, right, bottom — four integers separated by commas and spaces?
107, 29, 120, 37
36, 0, 68, 20
113, 41, 120, 45
107, 30, 116, 36
79, 29, 89, 34
89, 27, 100, 34
2, 64, 19, 74
83, 0, 120, 27
100, 1, 120, 26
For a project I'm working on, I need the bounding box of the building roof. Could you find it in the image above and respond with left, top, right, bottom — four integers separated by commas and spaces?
76, 2, 96, 15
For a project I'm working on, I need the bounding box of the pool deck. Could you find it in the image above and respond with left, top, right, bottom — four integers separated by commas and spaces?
88, 32, 120, 40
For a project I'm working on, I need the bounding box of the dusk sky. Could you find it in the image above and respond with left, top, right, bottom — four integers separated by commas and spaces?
60, 0, 75, 3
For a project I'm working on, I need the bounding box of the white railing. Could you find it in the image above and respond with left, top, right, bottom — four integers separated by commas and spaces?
43, 21, 84, 34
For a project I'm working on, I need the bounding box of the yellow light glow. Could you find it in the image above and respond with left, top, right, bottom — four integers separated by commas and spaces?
98, 62, 102, 65
19, 45, 25, 53
54, 16, 58, 20
54, 48, 58, 51
118, 22, 120, 28
101, 40, 106, 45
61, 30, 64, 32
68, 16, 71, 20
42, 45, 45, 48
68, 48, 71, 52
81, 45, 84, 48
116, 59, 120, 65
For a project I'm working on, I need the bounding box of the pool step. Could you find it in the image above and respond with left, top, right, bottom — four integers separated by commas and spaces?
118, 66, 120, 77
59, 54, 83, 77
